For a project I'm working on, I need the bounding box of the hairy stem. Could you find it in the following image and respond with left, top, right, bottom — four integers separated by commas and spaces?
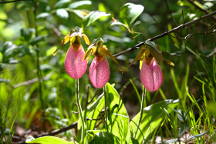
135, 87, 146, 138
76, 79, 85, 143
103, 86, 109, 132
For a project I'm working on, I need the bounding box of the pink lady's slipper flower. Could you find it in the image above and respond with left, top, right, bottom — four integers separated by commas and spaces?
135, 41, 174, 92
89, 56, 110, 88
63, 30, 90, 79
140, 58, 163, 92
85, 39, 116, 88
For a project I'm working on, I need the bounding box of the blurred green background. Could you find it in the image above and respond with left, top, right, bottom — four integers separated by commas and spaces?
0, 0, 216, 143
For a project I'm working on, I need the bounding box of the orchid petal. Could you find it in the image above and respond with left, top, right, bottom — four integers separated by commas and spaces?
64, 45, 87, 79
140, 59, 163, 92
89, 57, 110, 88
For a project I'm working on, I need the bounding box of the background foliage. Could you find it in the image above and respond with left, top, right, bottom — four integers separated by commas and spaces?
0, 0, 216, 143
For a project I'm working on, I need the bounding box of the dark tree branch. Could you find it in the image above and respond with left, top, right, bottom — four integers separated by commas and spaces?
17, 118, 100, 143
37, 122, 78, 137
17, 122, 77, 144
113, 10, 216, 57
0, 0, 32, 4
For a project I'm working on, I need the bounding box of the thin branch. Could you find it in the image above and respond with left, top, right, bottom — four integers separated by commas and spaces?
38, 122, 78, 137
0, 0, 32, 4
13, 73, 51, 88
186, 0, 216, 21
113, 10, 216, 57
17, 118, 100, 144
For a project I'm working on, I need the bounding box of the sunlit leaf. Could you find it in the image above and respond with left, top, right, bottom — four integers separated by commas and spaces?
0, 52, 2, 62
26, 136, 74, 144
111, 20, 130, 32
46, 46, 58, 56
37, 13, 50, 19
78, 93, 104, 131
105, 83, 130, 143
89, 132, 120, 143
85, 11, 110, 26
130, 99, 179, 143
120, 3, 144, 25
71, 9, 90, 19
69, 0, 92, 9
55, 0, 71, 8
56, 9, 69, 18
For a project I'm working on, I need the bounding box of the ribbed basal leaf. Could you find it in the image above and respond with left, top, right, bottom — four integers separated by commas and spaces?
105, 83, 130, 143
89, 57, 110, 88
26, 136, 74, 144
130, 99, 179, 143
78, 94, 105, 131
64, 46, 87, 79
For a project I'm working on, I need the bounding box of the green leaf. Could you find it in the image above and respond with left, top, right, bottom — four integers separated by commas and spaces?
56, 9, 69, 18
46, 46, 58, 56
26, 136, 74, 144
85, 11, 110, 26
105, 83, 129, 143
111, 20, 130, 32
69, 0, 92, 9
120, 3, 144, 25
70, 9, 90, 19
20, 28, 34, 41
89, 132, 120, 144
30, 36, 45, 45
37, 12, 50, 19
55, 0, 71, 8
130, 99, 179, 143
82, 93, 105, 130
0, 52, 3, 62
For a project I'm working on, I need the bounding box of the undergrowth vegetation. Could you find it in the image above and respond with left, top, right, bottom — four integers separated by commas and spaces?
0, 0, 216, 143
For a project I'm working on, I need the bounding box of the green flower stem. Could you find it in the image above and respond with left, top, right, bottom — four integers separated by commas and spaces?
76, 79, 85, 143
135, 87, 146, 137
103, 86, 109, 132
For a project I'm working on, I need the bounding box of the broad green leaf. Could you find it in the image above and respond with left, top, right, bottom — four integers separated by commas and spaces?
84, 94, 105, 130
37, 12, 50, 19
46, 46, 58, 56
89, 132, 120, 144
55, 0, 71, 8
69, 0, 92, 9
105, 83, 129, 143
56, 9, 69, 18
130, 99, 179, 143
26, 136, 74, 144
120, 3, 144, 25
111, 20, 130, 32
77, 93, 105, 133
0, 52, 3, 62
85, 11, 110, 26
98, 3, 107, 12
71, 9, 90, 19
